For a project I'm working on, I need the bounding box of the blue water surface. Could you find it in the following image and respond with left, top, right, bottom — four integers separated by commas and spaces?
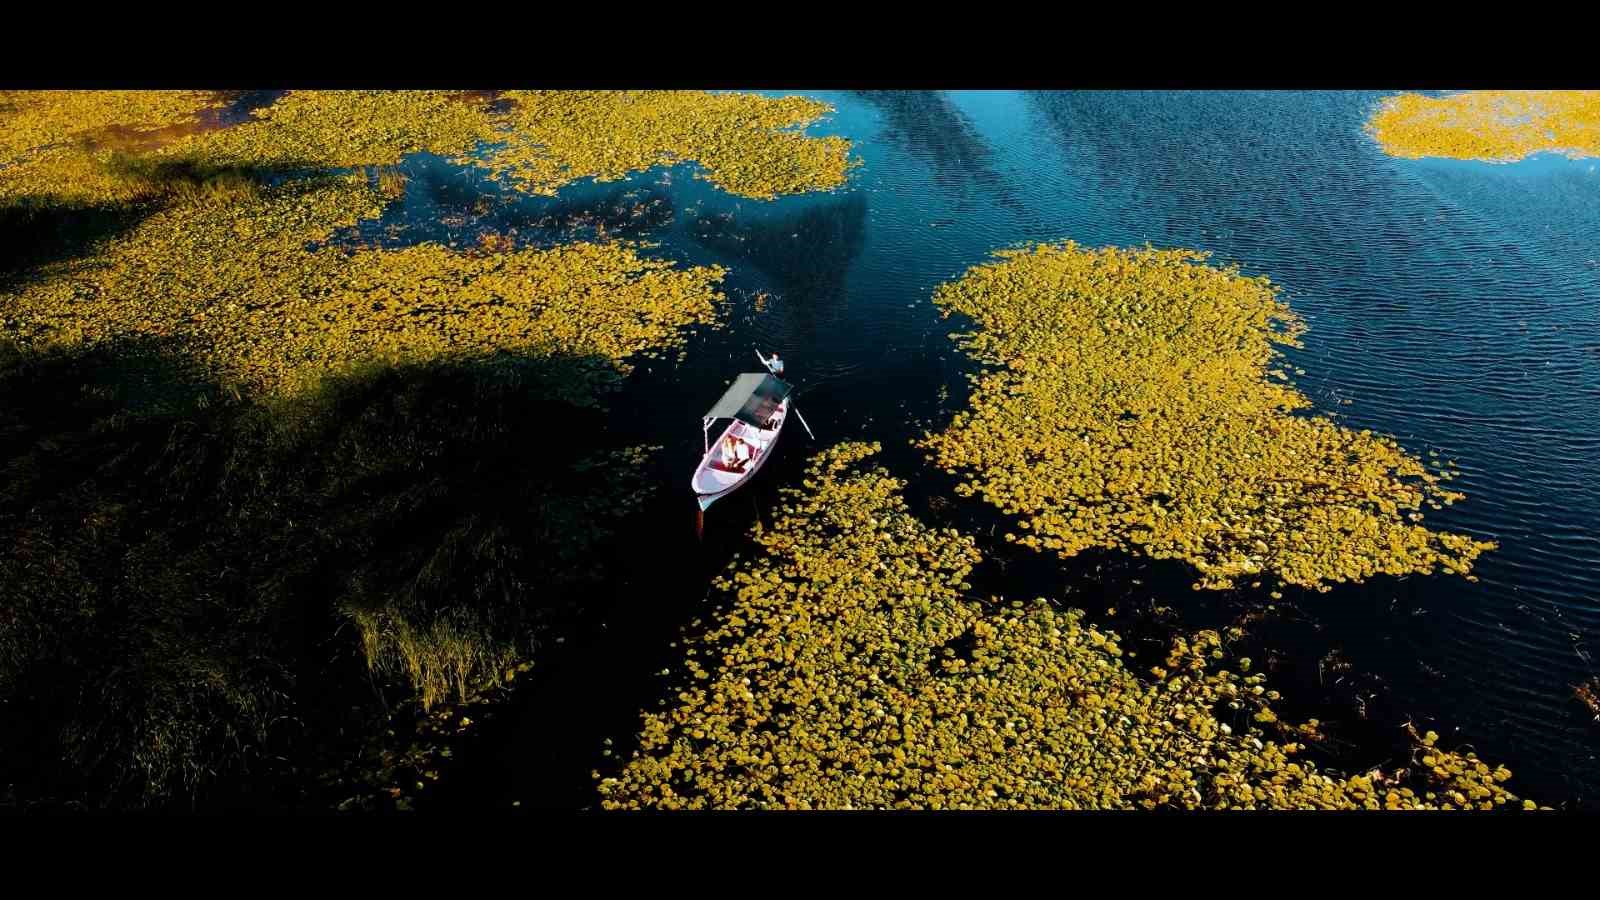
351, 91, 1600, 807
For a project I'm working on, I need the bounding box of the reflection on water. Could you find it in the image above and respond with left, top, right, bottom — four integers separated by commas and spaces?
851, 90, 1030, 219
298, 91, 1598, 807
688, 191, 866, 340
210, 90, 290, 127
1015, 90, 1600, 804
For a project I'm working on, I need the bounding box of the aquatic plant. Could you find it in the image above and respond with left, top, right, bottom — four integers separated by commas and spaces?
2, 172, 726, 401
345, 439, 661, 711
598, 443, 1532, 810
0, 345, 660, 807
464, 91, 857, 200
374, 166, 408, 201
156, 90, 500, 170
0, 90, 225, 205
1367, 90, 1600, 162
1577, 677, 1600, 722
917, 242, 1494, 591
0, 89, 864, 809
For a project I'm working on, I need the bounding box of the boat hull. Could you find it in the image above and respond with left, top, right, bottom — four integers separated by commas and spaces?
692, 400, 787, 510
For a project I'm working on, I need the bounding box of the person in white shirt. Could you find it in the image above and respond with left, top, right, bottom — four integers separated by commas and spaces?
721, 434, 753, 470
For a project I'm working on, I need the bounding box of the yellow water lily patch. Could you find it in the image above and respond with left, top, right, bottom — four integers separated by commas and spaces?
2, 172, 725, 400
466, 90, 856, 200
1367, 90, 1600, 162
599, 442, 1527, 810
0, 90, 226, 204
156, 89, 501, 170
918, 242, 1494, 591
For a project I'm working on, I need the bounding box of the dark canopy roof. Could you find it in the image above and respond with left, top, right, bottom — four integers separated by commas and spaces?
705, 373, 792, 426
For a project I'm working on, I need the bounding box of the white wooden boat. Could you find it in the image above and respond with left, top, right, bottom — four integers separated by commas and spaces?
691, 367, 792, 511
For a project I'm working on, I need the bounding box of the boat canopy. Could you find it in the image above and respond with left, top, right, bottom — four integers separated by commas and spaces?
704, 373, 792, 427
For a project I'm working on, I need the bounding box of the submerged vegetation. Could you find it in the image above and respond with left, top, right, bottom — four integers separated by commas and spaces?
465, 91, 857, 200
600, 443, 1531, 810
1367, 90, 1600, 162
919, 243, 1494, 591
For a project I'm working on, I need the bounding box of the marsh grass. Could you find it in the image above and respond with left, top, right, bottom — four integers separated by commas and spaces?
374, 166, 408, 201
0, 152, 302, 290
100, 152, 267, 206
0, 340, 655, 809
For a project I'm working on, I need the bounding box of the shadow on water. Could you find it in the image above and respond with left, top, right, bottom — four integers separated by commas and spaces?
420, 376, 805, 810
851, 90, 1031, 220
9, 90, 1597, 809
0, 334, 673, 811
332, 153, 681, 253
0, 201, 151, 292
1, 156, 323, 292
688, 190, 867, 337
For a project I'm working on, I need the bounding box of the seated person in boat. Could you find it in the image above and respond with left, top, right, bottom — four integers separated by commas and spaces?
721, 434, 753, 470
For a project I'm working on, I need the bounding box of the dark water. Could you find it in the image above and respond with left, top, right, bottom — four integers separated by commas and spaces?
346, 91, 1600, 809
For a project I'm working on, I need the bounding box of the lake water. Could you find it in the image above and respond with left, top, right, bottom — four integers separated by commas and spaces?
350, 90, 1599, 809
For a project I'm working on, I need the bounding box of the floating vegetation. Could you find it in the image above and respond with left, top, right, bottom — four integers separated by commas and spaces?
1577, 678, 1600, 722
1, 171, 726, 401
465, 91, 857, 200
0, 91, 878, 401
918, 243, 1494, 591
599, 443, 1532, 810
1367, 90, 1600, 162
155, 90, 499, 170
0, 90, 225, 205
0, 89, 852, 809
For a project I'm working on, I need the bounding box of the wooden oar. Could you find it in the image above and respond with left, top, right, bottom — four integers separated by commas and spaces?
756, 348, 815, 440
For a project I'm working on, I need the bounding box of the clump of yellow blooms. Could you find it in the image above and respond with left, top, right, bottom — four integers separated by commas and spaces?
464, 90, 857, 200
2, 90, 857, 205
3, 92, 846, 402
1, 171, 726, 401
0, 90, 226, 204
599, 443, 1533, 810
917, 242, 1494, 591
0, 90, 865, 401
1367, 90, 1600, 162
155, 90, 501, 170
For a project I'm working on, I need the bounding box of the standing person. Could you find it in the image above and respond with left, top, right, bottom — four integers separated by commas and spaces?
767, 352, 784, 376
